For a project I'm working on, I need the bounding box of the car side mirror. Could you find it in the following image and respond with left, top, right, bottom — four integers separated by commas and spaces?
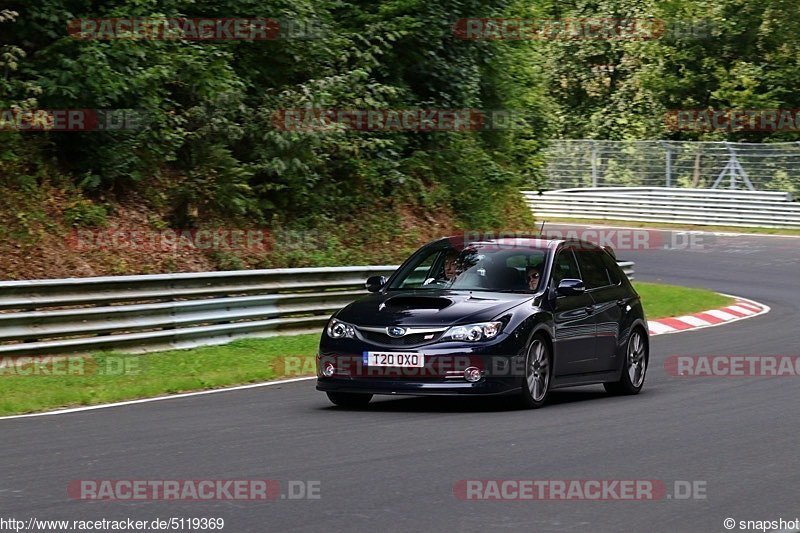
557, 279, 586, 296
365, 275, 387, 293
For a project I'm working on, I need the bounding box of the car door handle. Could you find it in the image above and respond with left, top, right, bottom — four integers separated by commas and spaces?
585, 305, 595, 314
616, 299, 626, 307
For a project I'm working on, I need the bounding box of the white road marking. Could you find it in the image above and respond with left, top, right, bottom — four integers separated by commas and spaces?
726, 305, 755, 315
705, 309, 739, 321
673, 315, 712, 327
647, 321, 677, 335
0, 376, 317, 421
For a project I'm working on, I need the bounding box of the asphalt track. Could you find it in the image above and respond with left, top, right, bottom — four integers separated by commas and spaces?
2, 225, 800, 533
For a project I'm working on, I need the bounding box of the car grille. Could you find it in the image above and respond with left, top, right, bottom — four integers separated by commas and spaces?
356, 328, 446, 347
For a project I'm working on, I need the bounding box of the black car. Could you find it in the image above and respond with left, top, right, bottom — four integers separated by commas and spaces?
316, 236, 648, 409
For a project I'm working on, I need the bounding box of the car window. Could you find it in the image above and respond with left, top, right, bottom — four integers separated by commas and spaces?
388, 245, 549, 292
395, 249, 439, 289
552, 249, 580, 285
600, 250, 622, 285
505, 255, 529, 268
575, 247, 612, 289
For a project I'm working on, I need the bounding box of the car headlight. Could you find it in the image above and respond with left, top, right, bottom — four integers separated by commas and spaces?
326, 318, 356, 339
444, 321, 503, 342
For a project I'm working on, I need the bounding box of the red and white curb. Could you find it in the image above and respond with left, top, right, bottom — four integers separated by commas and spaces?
647, 295, 770, 337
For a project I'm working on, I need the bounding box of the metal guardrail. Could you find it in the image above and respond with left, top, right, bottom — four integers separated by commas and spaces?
524, 187, 800, 228
549, 186, 794, 202
0, 267, 396, 357
0, 262, 634, 357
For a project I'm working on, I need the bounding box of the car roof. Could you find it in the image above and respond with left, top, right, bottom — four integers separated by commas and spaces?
435, 235, 573, 250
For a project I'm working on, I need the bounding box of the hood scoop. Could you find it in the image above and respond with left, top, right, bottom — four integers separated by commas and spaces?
380, 296, 452, 312
466, 295, 498, 302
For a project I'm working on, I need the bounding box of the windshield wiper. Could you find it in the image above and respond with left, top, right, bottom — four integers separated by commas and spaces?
493, 289, 533, 293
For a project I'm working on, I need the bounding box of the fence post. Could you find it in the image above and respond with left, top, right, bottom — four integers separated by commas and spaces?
590, 141, 598, 188
664, 143, 673, 188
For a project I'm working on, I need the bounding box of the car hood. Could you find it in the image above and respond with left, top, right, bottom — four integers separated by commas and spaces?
334, 289, 533, 327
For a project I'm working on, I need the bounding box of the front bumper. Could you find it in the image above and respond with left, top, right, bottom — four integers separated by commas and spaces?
316, 332, 527, 397
316, 377, 520, 396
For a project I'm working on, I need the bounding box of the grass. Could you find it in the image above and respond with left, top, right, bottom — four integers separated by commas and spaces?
633, 281, 733, 319
0, 282, 734, 416
0, 335, 320, 417
543, 217, 800, 237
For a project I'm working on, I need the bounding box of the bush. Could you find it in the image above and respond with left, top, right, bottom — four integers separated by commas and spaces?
63, 200, 108, 227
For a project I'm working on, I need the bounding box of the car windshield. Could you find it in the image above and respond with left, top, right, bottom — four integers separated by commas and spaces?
387, 243, 550, 293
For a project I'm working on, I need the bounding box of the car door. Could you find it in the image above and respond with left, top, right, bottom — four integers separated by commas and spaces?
550, 246, 597, 376
574, 245, 626, 371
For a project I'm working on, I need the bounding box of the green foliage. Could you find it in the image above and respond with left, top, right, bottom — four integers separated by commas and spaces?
2, 0, 538, 232
63, 199, 107, 227
535, 0, 800, 143
4, 0, 798, 251
208, 250, 246, 271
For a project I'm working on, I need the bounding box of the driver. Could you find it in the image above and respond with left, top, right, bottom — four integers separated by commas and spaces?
443, 250, 460, 281
422, 249, 461, 286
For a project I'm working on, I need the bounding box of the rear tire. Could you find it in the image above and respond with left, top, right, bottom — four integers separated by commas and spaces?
604, 328, 648, 395
326, 392, 373, 408
519, 336, 552, 409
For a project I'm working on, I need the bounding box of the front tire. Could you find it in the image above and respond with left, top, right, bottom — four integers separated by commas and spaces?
519, 336, 552, 409
326, 392, 373, 408
604, 328, 648, 395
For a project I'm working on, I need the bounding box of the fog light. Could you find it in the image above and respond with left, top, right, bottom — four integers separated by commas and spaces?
464, 367, 482, 382
322, 362, 336, 377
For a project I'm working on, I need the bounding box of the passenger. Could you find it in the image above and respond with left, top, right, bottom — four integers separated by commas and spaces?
525, 264, 543, 291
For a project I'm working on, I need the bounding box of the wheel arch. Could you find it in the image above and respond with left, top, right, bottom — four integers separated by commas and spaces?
528, 321, 554, 355
630, 319, 650, 362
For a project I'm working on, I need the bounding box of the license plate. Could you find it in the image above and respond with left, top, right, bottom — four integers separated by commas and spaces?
364, 352, 424, 368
